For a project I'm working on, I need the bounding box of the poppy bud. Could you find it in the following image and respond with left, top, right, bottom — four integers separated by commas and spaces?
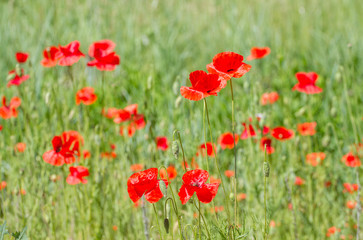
159, 180, 167, 197
172, 141, 179, 159
263, 162, 270, 177
164, 218, 170, 233
15, 64, 21, 76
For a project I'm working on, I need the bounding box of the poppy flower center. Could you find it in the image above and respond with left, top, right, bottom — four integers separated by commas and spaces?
55, 147, 62, 153
191, 182, 202, 188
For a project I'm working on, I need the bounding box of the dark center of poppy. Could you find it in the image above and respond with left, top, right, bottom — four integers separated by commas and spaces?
55, 147, 62, 153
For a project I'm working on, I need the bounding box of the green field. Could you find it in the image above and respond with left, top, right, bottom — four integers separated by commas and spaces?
0, 0, 362, 239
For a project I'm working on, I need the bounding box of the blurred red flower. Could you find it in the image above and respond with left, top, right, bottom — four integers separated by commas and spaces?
160, 165, 177, 180
224, 170, 235, 178
260, 137, 275, 154
343, 183, 359, 194
198, 142, 216, 157
7, 69, 29, 87
292, 72, 322, 94
15, 142, 26, 153
83, 150, 91, 159
342, 152, 361, 167
88, 40, 120, 71
76, 87, 97, 105
178, 169, 219, 204
66, 166, 89, 185
156, 136, 169, 151
271, 127, 294, 141
56, 41, 85, 66
237, 193, 247, 201
0, 96, 21, 119
246, 47, 271, 61
131, 164, 144, 172
306, 152, 325, 166
297, 122, 316, 136
127, 168, 168, 204
326, 226, 340, 237
294, 176, 305, 186
260, 92, 279, 105
241, 122, 256, 139
16, 52, 29, 63
346, 200, 357, 209
207, 52, 251, 81
180, 70, 224, 101
0, 181, 6, 190
41, 46, 60, 67
219, 132, 239, 149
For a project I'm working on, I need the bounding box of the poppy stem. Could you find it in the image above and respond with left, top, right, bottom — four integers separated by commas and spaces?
263, 146, 269, 240
202, 101, 210, 174
175, 131, 187, 173
203, 98, 232, 226
194, 200, 211, 239
152, 203, 164, 240
141, 197, 150, 240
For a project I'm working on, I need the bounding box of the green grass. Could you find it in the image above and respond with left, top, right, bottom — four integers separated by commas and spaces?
0, 0, 362, 239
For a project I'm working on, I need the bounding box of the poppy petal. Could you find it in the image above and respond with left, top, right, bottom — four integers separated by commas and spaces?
196, 183, 219, 204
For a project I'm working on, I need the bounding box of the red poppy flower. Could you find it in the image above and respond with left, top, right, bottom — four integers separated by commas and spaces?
271, 127, 294, 141
16, 52, 29, 63
346, 200, 357, 209
297, 122, 316, 136
343, 183, 359, 194
342, 152, 361, 167
41, 46, 60, 67
101, 151, 117, 159
260, 137, 275, 154
0, 125, 2, 131
219, 132, 239, 149
102, 107, 120, 119
160, 165, 177, 180
237, 193, 247, 201
56, 41, 85, 66
7, 69, 30, 87
156, 136, 169, 151
180, 70, 224, 101
294, 176, 305, 186
306, 152, 325, 166
262, 126, 270, 135
178, 169, 219, 204
198, 142, 216, 157
246, 47, 271, 61
292, 72, 322, 94
0, 181, 6, 190
43, 131, 82, 166
130, 164, 144, 172
76, 87, 97, 105
260, 92, 279, 105
113, 104, 139, 123
120, 114, 146, 137
241, 122, 256, 139
224, 170, 235, 178
326, 227, 340, 237
87, 40, 120, 71
127, 168, 168, 204
0, 96, 21, 119
206, 52, 251, 81
66, 166, 89, 185
15, 142, 26, 153
83, 150, 91, 159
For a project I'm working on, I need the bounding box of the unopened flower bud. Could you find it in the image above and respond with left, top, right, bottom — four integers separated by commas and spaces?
263, 162, 270, 177
172, 141, 179, 159
164, 218, 170, 233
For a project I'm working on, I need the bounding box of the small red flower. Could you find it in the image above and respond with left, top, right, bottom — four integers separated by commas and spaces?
66, 166, 89, 185
15, 142, 26, 153
180, 70, 224, 101
343, 183, 359, 194
0, 96, 21, 119
127, 168, 168, 204
178, 169, 219, 204
346, 200, 357, 209
0, 181, 6, 190
297, 122, 316, 136
306, 152, 325, 166
7, 69, 30, 87
0, 125, 2, 131
160, 165, 177, 180
294, 176, 305, 186
83, 150, 91, 159
271, 127, 294, 141
131, 164, 144, 172
219, 132, 239, 149
41, 46, 60, 67
87, 40, 120, 71
342, 152, 361, 167
76, 87, 97, 105
206, 52, 251, 81
43, 131, 82, 166
56, 41, 85, 66
237, 193, 247, 201
292, 72, 322, 94
260, 137, 275, 154
198, 142, 216, 157
260, 92, 279, 105
241, 122, 256, 139
326, 226, 340, 237
224, 170, 235, 178
102, 107, 120, 119
156, 136, 169, 151
16, 52, 29, 63
246, 47, 271, 61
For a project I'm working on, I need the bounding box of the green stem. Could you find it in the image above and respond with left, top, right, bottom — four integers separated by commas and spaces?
153, 204, 164, 240
194, 200, 211, 239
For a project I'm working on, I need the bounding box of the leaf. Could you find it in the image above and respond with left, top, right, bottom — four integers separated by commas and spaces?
0, 222, 9, 240
12, 227, 28, 240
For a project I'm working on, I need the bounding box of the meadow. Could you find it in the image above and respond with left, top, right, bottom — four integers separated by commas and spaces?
0, 0, 363, 239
